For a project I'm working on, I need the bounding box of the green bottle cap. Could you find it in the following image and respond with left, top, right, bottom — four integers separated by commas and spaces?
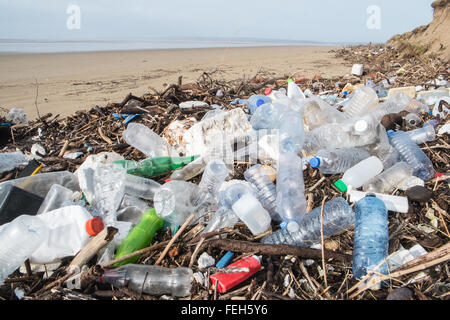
287, 78, 294, 83
334, 180, 348, 193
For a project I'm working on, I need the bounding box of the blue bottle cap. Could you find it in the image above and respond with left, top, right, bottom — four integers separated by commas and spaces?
386, 130, 395, 136
280, 221, 288, 230
309, 157, 321, 168
256, 99, 266, 107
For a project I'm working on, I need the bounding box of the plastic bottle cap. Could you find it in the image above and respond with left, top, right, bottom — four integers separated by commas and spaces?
354, 120, 368, 133
309, 157, 321, 168
86, 218, 104, 236
164, 179, 172, 183
386, 130, 395, 136
435, 172, 444, 178
287, 78, 294, 83
256, 99, 266, 107
264, 88, 272, 95
334, 180, 348, 193
365, 193, 376, 198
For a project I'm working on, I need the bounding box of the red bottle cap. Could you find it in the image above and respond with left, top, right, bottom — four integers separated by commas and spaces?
86, 217, 104, 236
264, 88, 272, 95
434, 172, 444, 178
210, 256, 261, 293
164, 179, 172, 183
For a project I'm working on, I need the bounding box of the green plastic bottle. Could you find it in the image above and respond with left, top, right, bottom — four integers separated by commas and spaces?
114, 208, 164, 267
113, 155, 199, 178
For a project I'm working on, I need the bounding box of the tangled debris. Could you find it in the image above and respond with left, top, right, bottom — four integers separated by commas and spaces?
0, 44, 449, 301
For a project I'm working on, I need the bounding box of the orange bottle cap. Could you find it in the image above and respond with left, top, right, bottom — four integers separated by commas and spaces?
86, 217, 104, 236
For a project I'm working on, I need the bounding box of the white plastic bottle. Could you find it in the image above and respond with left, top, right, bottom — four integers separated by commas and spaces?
29, 205, 104, 264
287, 78, 306, 100
334, 156, 384, 192
348, 190, 409, 213
231, 193, 271, 236
0, 215, 49, 284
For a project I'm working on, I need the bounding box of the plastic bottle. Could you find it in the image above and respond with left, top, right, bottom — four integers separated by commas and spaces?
309, 148, 371, 174
387, 130, 435, 181
0, 215, 49, 284
202, 207, 240, 234
0, 151, 28, 174
278, 110, 305, 154
361, 125, 399, 170
334, 156, 384, 193
198, 159, 228, 198
29, 205, 104, 264
348, 190, 409, 213
243, 164, 280, 221
123, 174, 161, 200
363, 162, 414, 194
287, 78, 306, 100
114, 155, 198, 179
406, 122, 436, 145
99, 264, 193, 297
170, 156, 206, 181
231, 193, 271, 236
341, 86, 379, 119
218, 180, 255, 209
37, 184, 75, 215
114, 208, 164, 266
276, 151, 307, 231
245, 95, 272, 114
154, 180, 216, 226
261, 197, 354, 247
404, 113, 422, 128
250, 102, 289, 130
122, 123, 178, 158
368, 92, 411, 122
352, 195, 389, 280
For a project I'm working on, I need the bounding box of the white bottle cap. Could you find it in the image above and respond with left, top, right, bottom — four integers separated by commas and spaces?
354, 119, 369, 133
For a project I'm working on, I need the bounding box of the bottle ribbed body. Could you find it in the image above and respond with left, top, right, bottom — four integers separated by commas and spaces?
388, 131, 435, 181
342, 86, 379, 119
261, 197, 354, 247
352, 196, 389, 280
198, 159, 228, 198
244, 164, 280, 221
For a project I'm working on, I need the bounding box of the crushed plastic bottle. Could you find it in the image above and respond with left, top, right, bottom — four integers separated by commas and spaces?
250, 102, 289, 130
122, 174, 161, 200
218, 180, 255, 210
309, 148, 371, 175
406, 121, 436, 145
202, 207, 240, 234
37, 184, 76, 215
261, 197, 354, 247
362, 162, 414, 194
334, 156, 384, 192
369, 92, 411, 121
352, 195, 389, 282
0, 215, 49, 284
99, 264, 193, 297
387, 130, 435, 181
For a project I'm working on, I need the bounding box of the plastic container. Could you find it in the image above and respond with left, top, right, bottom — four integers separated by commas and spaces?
387, 130, 435, 181
114, 208, 164, 266
352, 195, 389, 280
37, 184, 75, 215
341, 86, 379, 119
0, 215, 49, 284
210, 255, 261, 293
198, 159, 228, 198
276, 151, 307, 231
363, 162, 413, 194
99, 264, 193, 297
114, 155, 198, 179
406, 122, 436, 145
348, 190, 409, 213
123, 174, 161, 200
334, 156, 384, 192
231, 193, 271, 236
310, 148, 371, 175
0, 185, 44, 225
243, 164, 280, 221
245, 95, 272, 114
29, 205, 104, 264
122, 123, 178, 158
0, 151, 28, 173
261, 197, 354, 247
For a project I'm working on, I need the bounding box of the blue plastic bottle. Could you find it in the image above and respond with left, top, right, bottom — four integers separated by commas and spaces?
352, 195, 389, 280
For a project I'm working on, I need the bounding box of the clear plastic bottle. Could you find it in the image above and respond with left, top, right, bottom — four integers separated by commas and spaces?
369, 92, 411, 121
0, 215, 49, 284
342, 86, 379, 119
309, 148, 371, 174
363, 162, 413, 194
244, 164, 280, 221
231, 193, 271, 236
352, 195, 389, 280
123, 174, 161, 200
202, 207, 240, 234
261, 197, 354, 247
276, 151, 307, 231
99, 264, 193, 297
278, 111, 305, 154
361, 125, 399, 170
37, 184, 75, 215
387, 130, 435, 181
122, 123, 178, 158
218, 180, 255, 209
245, 95, 272, 114
406, 122, 436, 145
250, 102, 289, 130
198, 159, 228, 198
287, 78, 306, 100
404, 113, 422, 128
170, 156, 206, 181
334, 156, 384, 192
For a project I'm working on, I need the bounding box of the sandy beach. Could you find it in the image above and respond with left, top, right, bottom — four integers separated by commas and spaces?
0, 46, 350, 120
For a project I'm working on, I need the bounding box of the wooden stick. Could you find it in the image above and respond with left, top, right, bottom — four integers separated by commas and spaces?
68, 227, 118, 273
58, 140, 70, 157
97, 127, 113, 145
155, 214, 196, 265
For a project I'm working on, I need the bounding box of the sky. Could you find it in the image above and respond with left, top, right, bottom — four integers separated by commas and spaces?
0, 0, 436, 44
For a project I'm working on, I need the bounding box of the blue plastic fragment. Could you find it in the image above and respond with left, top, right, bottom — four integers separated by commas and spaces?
216, 251, 235, 268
